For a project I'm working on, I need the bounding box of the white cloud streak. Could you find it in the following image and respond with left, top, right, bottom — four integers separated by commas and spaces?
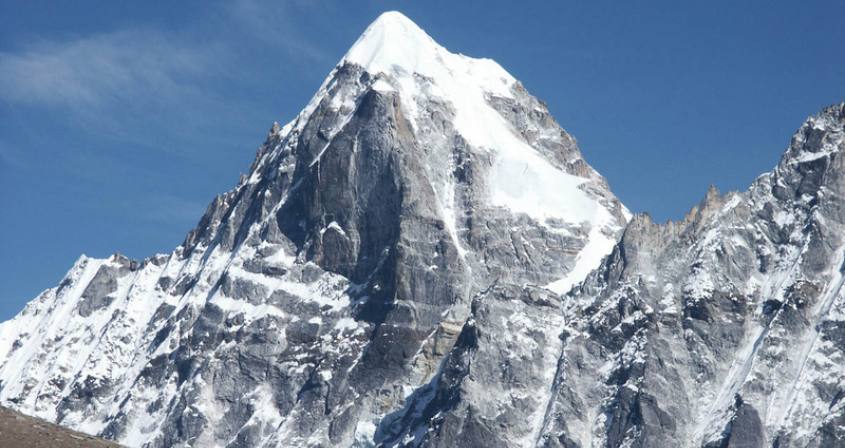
0, 30, 218, 109
0, 0, 332, 145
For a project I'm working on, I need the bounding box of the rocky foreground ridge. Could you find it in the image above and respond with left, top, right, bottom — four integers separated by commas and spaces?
0, 405, 120, 448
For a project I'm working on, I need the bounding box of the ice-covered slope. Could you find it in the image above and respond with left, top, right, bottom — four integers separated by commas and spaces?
0, 11, 628, 448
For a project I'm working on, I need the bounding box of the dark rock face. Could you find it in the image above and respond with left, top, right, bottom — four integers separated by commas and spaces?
77, 259, 134, 317
0, 10, 843, 448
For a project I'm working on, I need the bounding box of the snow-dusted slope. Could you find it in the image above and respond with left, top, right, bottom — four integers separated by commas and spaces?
4, 10, 843, 448
536, 103, 845, 447
0, 11, 628, 448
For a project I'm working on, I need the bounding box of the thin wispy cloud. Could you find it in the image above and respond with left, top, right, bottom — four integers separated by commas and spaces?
0, 30, 217, 109
0, 28, 239, 149
0, 1, 331, 149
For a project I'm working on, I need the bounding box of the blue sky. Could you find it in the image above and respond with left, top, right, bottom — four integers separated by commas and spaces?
1, 0, 843, 320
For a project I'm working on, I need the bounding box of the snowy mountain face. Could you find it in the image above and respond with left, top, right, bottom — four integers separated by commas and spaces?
0, 12, 843, 448
541, 104, 845, 448
0, 11, 628, 448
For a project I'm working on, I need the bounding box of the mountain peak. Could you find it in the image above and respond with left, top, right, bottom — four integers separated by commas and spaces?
364, 11, 426, 38
0, 11, 632, 447
341, 11, 515, 95
342, 11, 440, 75
366, 10, 420, 31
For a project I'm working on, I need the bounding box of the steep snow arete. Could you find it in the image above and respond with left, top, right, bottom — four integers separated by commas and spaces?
2, 10, 844, 448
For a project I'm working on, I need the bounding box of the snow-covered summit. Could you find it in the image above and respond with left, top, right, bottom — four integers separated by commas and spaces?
339, 11, 627, 280
342, 11, 515, 96
276, 10, 630, 291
